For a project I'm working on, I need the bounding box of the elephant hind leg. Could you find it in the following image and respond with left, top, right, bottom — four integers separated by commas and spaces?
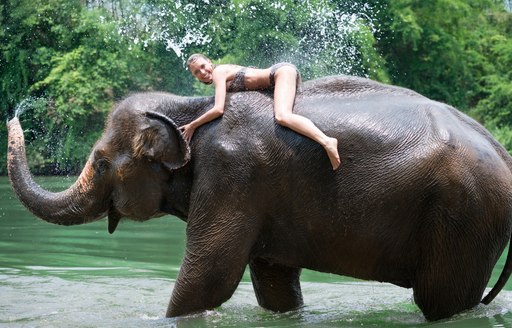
413, 227, 491, 320
249, 258, 303, 312
413, 271, 485, 321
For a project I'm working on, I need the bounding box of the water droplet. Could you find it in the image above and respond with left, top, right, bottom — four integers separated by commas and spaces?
104, 0, 381, 75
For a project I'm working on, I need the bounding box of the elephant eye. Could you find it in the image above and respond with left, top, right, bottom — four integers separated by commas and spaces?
93, 158, 110, 175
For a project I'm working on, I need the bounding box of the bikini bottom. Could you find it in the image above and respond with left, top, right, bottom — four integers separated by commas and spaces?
269, 63, 302, 91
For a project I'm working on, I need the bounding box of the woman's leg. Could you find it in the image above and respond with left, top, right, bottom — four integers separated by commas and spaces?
273, 66, 341, 170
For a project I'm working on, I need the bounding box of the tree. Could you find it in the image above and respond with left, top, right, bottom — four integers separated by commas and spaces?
1, 0, 84, 174
1, 0, 190, 174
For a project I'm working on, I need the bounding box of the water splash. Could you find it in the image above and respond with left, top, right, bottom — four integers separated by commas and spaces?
11, 96, 70, 175
284, 1, 379, 77
118, 1, 212, 59
14, 98, 33, 118
114, 0, 380, 76
13, 96, 48, 118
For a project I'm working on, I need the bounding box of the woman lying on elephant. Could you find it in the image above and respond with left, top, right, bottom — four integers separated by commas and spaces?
180, 53, 341, 170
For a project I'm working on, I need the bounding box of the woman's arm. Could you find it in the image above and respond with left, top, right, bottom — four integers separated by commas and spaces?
179, 67, 230, 141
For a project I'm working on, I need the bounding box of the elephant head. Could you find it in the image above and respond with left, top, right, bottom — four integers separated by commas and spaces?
7, 98, 191, 234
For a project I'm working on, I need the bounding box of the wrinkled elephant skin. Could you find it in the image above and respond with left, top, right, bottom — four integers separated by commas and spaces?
7, 75, 512, 321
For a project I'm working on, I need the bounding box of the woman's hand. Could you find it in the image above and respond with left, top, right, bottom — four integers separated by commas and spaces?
179, 123, 196, 142
179, 66, 231, 143
179, 105, 224, 143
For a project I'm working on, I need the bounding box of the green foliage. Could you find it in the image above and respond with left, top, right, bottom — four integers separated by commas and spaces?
375, 0, 509, 110
31, 9, 135, 123
470, 24, 512, 127
1, 0, 193, 174
486, 124, 512, 156
372, 0, 512, 157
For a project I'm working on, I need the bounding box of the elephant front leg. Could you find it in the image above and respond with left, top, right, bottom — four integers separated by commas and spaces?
166, 207, 255, 318
250, 257, 303, 312
166, 248, 248, 317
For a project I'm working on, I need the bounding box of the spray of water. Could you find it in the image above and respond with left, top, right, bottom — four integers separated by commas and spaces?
10, 96, 69, 174
115, 0, 380, 77
13, 96, 48, 118
14, 97, 34, 118
117, 1, 213, 58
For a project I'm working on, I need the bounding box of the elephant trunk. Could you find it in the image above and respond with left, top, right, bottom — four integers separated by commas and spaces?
7, 117, 110, 225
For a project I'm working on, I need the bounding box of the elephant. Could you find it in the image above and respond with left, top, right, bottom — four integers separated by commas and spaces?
7, 74, 512, 321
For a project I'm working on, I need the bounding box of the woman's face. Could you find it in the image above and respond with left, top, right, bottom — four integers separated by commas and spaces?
189, 57, 214, 84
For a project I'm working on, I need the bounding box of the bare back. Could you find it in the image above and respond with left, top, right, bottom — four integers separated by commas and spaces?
217, 64, 272, 92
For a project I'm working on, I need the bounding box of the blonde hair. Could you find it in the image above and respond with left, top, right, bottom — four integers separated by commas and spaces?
186, 53, 210, 69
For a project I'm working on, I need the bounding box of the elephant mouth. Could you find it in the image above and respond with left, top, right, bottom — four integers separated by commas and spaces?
107, 196, 166, 233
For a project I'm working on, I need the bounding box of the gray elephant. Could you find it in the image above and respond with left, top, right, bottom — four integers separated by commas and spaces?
7, 75, 512, 321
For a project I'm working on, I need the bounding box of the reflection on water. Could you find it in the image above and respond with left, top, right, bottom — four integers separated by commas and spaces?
1, 176, 511, 327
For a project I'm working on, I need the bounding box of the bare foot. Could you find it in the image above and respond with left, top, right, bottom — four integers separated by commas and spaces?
325, 137, 341, 170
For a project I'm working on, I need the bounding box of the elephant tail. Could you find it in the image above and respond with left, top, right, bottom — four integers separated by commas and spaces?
481, 232, 512, 305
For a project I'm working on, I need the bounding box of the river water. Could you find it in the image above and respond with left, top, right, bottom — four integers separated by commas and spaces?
1, 176, 512, 327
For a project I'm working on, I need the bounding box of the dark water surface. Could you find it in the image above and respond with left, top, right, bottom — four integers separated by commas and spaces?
1, 176, 512, 327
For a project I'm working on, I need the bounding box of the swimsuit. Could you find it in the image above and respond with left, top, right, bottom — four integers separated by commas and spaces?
226, 63, 301, 92
226, 67, 248, 92
269, 63, 301, 88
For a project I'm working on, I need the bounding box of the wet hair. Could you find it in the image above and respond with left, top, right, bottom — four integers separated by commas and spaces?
187, 53, 213, 85
186, 53, 210, 69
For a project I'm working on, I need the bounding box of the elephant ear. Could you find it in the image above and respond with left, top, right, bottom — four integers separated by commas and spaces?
133, 111, 191, 170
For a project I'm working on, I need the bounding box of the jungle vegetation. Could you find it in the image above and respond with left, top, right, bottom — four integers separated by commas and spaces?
1, 0, 511, 174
